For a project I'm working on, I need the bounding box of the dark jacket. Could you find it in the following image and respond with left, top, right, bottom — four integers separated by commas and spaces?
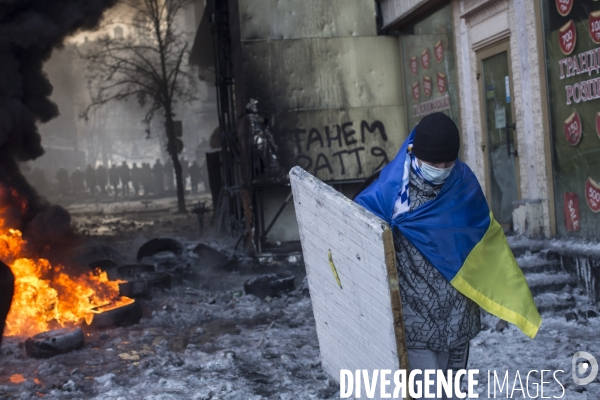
109, 166, 120, 187
85, 166, 96, 189
119, 164, 131, 184
96, 165, 108, 186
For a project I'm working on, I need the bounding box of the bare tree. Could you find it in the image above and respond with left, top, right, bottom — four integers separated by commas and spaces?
80, 0, 197, 213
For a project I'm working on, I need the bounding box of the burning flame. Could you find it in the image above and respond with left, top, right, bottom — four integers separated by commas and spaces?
0, 188, 131, 337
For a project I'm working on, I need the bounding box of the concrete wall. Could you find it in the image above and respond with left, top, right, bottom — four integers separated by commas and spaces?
229, 0, 408, 249
379, 0, 431, 28
234, 0, 407, 182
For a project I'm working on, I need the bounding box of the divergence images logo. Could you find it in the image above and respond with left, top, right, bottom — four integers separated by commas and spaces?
572, 351, 598, 385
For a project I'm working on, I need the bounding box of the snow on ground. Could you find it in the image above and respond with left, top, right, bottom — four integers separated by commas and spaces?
0, 280, 338, 399
2, 279, 599, 399
1, 279, 600, 399
508, 235, 600, 259
0, 198, 598, 399
469, 311, 600, 399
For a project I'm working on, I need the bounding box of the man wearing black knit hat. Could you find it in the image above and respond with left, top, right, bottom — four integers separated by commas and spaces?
393, 112, 480, 398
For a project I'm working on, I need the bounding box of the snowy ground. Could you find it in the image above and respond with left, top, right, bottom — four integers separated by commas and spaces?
469, 311, 600, 399
2, 280, 599, 399
0, 198, 599, 399
0, 279, 336, 399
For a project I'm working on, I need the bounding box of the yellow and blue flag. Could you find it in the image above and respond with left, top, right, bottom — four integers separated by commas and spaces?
355, 130, 542, 339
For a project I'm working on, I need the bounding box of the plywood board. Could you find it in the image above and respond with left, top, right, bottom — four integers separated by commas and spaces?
289, 166, 409, 399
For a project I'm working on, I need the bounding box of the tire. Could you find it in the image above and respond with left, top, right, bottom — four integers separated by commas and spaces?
244, 274, 295, 299
25, 327, 84, 359
88, 259, 118, 270
136, 238, 184, 262
192, 243, 228, 268
89, 300, 142, 329
73, 244, 125, 267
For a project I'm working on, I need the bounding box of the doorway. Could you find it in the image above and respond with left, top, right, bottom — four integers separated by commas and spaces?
477, 41, 520, 228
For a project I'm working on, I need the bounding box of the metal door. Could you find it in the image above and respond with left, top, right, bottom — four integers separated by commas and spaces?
478, 43, 520, 227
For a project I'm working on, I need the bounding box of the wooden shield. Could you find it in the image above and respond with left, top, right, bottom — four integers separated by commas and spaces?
290, 166, 409, 399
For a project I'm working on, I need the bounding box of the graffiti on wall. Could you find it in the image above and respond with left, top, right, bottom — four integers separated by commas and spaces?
283, 120, 391, 179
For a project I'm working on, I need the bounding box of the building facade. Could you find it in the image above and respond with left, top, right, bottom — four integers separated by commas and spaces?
380, 0, 600, 242
201, 0, 408, 254
196, 0, 600, 250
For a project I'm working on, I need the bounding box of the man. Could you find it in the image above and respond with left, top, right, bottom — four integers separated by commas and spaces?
119, 161, 131, 196
96, 164, 108, 195
141, 162, 153, 196
152, 159, 164, 195
84, 164, 97, 196
355, 113, 540, 398
200, 159, 209, 193
131, 163, 141, 196
71, 167, 85, 196
164, 158, 174, 192
180, 156, 189, 191
189, 160, 201, 194
56, 166, 70, 197
109, 163, 120, 196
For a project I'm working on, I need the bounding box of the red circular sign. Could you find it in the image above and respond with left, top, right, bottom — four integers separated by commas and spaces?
421, 48, 430, 70
437, 72, 446, 94
556, 0, 573, 17
423, 76, 432, 98
585, 177, 600, 213
412, 82, 420, 102
434, 40, 444, 63
564, 110, 582, 146
590, 11, 600, 44
410, 56, 418, 75
559, 20, 576, 55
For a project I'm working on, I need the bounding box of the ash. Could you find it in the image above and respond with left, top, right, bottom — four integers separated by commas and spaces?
0, 200, 599, 399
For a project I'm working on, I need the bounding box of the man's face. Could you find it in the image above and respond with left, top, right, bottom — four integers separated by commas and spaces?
417, 159, 455, 168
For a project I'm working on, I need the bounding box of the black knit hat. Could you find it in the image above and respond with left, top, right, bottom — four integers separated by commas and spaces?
413, 112, 460, 163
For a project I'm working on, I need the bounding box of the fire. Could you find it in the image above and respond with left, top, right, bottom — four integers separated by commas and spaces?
0, 188, 130, 337
9, 374, 25, 384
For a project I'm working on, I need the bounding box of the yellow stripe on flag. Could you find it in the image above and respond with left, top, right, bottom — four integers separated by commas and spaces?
451, 212, 542, 338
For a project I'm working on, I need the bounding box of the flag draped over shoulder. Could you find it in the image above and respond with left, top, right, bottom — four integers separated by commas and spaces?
355, 130, 542, 339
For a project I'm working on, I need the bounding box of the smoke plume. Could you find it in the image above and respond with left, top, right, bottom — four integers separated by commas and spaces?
0, 0, 117, 255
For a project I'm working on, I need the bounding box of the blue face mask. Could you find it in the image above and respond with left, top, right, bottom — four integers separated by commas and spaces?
419, 161, 454, 184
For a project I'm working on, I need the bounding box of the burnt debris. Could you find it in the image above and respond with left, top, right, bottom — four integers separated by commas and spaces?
24, 327, 84, 359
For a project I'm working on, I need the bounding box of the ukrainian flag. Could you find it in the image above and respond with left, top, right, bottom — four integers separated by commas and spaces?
355, 131, 542, 339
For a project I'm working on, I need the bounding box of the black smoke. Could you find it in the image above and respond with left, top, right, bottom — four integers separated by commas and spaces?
0, 0, 117, 256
